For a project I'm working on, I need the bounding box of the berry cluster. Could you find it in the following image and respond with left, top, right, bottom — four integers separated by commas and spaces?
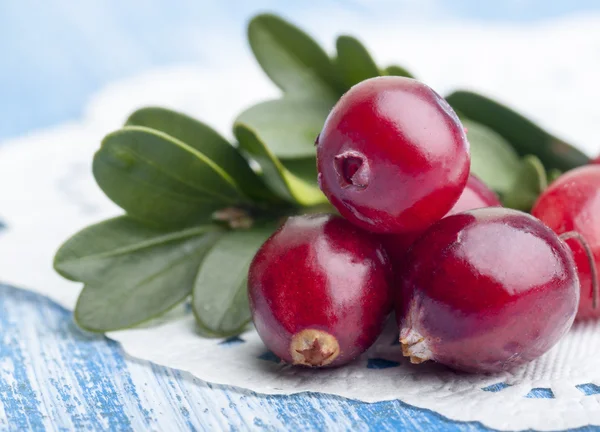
248, 77, 599, 373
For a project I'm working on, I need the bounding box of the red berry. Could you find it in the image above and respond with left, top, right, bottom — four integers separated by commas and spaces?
316, 76, 470, 234
532, 165, 600, 320
397, 208, 579, 373
383, 175, 500, 264
248, 214, 393, 367
591, 155, 600, 165
446, 174, 501, 216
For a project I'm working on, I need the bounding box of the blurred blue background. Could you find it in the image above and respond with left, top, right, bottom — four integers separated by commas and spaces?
2, 0, 600, 141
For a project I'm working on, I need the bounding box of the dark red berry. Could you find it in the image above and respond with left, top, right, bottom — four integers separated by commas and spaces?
446, 174, 501, 216
383, 175, 500, 264
397, 208, 579, 373
248, 214, 393, 367
591, 155, 600, 165
532, 165, 600, 320
316, 76, 470, 234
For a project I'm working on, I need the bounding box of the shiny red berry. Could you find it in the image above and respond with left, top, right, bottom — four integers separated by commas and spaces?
316, 76, 470, 234
591, 155, 600, 165
532, 165, 600, 320
383, 175, 500, 264
446, 174, 501, 216
397, 208, 579, 373
248, 214, 393, 367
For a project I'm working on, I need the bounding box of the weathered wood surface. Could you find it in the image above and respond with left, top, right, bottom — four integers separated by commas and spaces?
0, 283, 515, 431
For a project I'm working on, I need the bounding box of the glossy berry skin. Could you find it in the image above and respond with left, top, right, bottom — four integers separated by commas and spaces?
316, 76, 470, 234
383, 175, 501, 264
446, 175, 501, 216
398, 208, 579, 373
532, 165, 600, 320
248, 214, 393, 367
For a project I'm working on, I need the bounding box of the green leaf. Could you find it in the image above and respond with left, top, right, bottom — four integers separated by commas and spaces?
463, 119, 521, 194
382, 65, 414, 79
281, 157, 318, 187
94, 126, 245, 227
125, 107, 280, 204
234, 123, 327, 206
548, 168, 563, 184
446, 91, 589, 171
502, 155, 548, 212
55, 216, 207, 281
235, 99, 329, 159
192, 225, 276, 337
53, 216, 223, 332
248, 14, 341, 101
335, 35, 379, 88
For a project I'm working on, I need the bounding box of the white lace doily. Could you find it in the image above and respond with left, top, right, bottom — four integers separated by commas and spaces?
2, 15, 600, 429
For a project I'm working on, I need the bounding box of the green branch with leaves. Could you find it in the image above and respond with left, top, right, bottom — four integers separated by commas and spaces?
53, 13, 589, 337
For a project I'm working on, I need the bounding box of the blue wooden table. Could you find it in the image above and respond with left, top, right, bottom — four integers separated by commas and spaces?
3, 1, 600, 430
3, 283, 600, 431
1, 283, 505, 431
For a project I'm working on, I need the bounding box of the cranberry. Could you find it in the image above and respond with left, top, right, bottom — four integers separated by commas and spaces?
397, 208, 579, 373
446, 174, 501, 216
383, 175, 501, 264
248, 214, 393, 367
532, 165, 600, 320
316, 76, 470, 234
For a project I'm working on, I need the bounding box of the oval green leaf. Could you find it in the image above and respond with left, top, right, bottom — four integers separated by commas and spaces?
502, 155, 548, 212
54, 216, 216, 281
235, 99, 329, 159
382, 65, 414, 79
94, 126, 245, 227
125, 107, 279, 204
234, 123, 326, 206
192, 225, 276, 337
248, 14, 342, 101
53, 216, 223, 332
463, 119, 521, 194
446, 91, 589, 171
335, 35, 379, 89
548, 168, 563, 184
281, 157, 318, 187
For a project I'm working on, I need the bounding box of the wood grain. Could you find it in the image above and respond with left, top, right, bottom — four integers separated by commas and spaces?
0, 283, 507, 431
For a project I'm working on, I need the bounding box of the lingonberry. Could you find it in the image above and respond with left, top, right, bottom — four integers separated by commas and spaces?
383, 175, 500, 264
532, 165, 600, 320
248, 214, 393, 367
397, 208, 579, 373
446, 175, 501, 216
316, 76, 470, 234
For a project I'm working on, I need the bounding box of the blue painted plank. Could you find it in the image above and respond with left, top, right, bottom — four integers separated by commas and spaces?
525, 388, 555, 399
1, 283, 600, 431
